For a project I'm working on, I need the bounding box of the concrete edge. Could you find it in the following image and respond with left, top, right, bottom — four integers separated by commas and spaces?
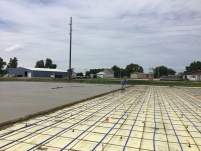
0, 86, 132, 130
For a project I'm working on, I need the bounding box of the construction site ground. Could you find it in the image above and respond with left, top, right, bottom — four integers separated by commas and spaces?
0, 85, 201, 151
0, 82, 120, 123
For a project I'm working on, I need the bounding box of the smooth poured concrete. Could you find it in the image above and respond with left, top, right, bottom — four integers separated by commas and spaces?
0, 82, 120, 123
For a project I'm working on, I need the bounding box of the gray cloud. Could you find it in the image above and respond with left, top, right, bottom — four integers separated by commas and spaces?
0, 0, 201, 73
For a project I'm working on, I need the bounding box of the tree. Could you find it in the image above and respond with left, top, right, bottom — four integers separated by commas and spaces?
177, 72, 183, 75
35, 60, 45, 68
0, 57, 6, 71
6, 57, 18, 69
89, 69, 104, 74
45, 58, 57, 69
125, 63, 143, 77
120, 68, 126, 78
35, 58, 57, 69
185, 61, 201, 72
77, 72, 83, 76
168, 68, 176, 75
86, 71, 90, 77
112, 65, 120, 78
153, 66, 176, 78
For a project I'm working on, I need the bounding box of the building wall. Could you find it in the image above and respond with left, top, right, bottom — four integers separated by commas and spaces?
97, 74, 104, 78
138, 73, 147, 79
90, 74, 95, 78
103, 73, 113, 78
97, 73, 114, 78
147, 74, 153, 79
103, 69, 114, 76
9, 67, 33, 77
130, 73, 138, 79
130, 73, 153, 79
182, 71, 201, 81
160, 75, 182, 81
182, 75, 199, 81
9, 67, 68, 78
32, 71, 67, 78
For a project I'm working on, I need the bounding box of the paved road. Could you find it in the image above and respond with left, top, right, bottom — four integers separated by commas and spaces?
0, 82, 120, 123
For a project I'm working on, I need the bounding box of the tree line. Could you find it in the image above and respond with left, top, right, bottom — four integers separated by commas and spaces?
0, 56, 200, 77
84, 62, 201, 78
82, 63, 175, 78
35, 58, 57, 69
0, 57, 57, 75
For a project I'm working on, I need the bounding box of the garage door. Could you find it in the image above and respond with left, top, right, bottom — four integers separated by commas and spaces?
28, 72, 32, 77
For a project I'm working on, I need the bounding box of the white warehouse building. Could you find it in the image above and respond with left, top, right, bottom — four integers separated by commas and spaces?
96, 69, 114, 78
9, 67, 68, 78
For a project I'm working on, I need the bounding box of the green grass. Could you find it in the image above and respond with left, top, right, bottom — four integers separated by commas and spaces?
0, 77, 201, 87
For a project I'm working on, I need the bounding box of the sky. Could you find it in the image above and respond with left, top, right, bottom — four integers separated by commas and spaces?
0, 0, 201, 73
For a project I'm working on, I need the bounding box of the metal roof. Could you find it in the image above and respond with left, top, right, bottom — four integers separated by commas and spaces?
103, 69, 114, 74
22, 67, 67, 72
97, 71, 106, 75
182, 70, 201, 75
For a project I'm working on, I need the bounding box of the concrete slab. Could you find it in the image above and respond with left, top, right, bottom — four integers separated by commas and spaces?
0, 82, 120, 123
0, 86, 201, 151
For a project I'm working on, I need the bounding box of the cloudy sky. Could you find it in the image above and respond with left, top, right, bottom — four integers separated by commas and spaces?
0, 0, 201, 73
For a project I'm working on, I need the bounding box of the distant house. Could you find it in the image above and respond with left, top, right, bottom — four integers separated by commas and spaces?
71, 72, 77, 78
9, 67, 68, 78
182, 70, 201, 81
130, 72, 153, 79
96, 69, 114, 78
90, 74, 96, 78
160, 75, 182, 81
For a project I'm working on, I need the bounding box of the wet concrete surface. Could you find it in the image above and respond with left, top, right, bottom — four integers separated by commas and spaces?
0, 82, 120, 123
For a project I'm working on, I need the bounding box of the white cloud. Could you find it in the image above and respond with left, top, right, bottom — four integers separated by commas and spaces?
4, 44, 23, 52
0, 0, 201, 73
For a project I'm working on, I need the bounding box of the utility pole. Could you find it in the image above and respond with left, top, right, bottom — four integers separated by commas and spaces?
158, 67, 160, 78
69, 17, 72, 79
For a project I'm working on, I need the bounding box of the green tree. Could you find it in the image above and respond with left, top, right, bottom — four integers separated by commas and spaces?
6, 57, 18, 69
89, 69, 104, 74
185, 61, 201, 72
112, 65, 120, 78
35, 60, 45, 68
153, 66, 176, 78
77, 72, 83, 76
45, 58, 57, 69
125, 63, 143, 77
0, 57, 6, 71
86, 71, 90, 77
177, 72, 183, 75
120, 68, 126, 78
35, 58, 57, 69
168, 68, 176, 75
